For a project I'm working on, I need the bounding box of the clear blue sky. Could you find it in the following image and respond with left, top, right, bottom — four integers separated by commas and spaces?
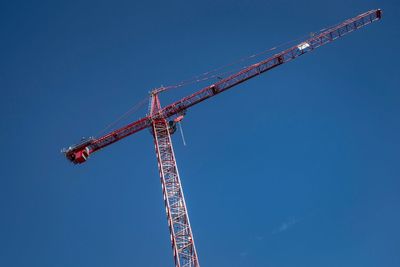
1, 1, 399, 266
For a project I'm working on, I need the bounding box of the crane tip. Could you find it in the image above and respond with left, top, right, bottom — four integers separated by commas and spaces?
376, 9, 382, 19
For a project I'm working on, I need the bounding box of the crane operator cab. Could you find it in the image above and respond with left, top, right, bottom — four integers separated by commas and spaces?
168, 120, 177, 134
168, 114, 185, 135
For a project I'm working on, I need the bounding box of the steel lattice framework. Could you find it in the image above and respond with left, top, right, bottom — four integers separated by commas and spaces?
62, 9, 382, 267
151, 94, 199, 267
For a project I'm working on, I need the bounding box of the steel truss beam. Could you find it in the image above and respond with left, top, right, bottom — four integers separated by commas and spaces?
151, 94, 199, 267
63, 9, 382, 160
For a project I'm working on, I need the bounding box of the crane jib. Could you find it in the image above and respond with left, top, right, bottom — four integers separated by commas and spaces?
158, 9, 382, 120
63, 9, 381, 164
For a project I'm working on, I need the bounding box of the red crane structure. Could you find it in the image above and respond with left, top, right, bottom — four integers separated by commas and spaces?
63, 9, 382, 267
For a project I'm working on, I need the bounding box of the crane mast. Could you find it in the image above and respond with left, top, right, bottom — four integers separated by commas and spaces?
62, 9, 382, 267
151, 94, 199, 267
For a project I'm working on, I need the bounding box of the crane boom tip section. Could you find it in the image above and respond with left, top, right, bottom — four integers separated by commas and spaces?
377, 9, 382, 18
62, 116, 152, 164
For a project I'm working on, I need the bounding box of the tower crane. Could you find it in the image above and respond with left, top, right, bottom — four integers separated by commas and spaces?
63, 9, 382, 267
